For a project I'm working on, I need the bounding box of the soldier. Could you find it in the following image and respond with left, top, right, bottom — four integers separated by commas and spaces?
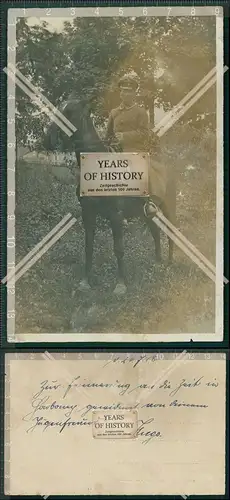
104, 75, 175, 260
105, 75, 150, 221
105, 74, 150, 152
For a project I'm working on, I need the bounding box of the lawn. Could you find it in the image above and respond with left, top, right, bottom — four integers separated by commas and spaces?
15, 125, 216, 335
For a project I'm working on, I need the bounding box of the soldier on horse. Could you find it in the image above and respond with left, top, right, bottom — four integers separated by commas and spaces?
104, 74, 169, 224
105, 74, 150, 153
43, 74, 176, 294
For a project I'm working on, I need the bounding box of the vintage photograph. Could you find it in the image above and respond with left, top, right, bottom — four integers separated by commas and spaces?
7, 8, 224, 340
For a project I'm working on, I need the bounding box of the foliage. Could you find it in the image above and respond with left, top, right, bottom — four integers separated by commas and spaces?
15, 125, 216, 333
16, 16, 216, 146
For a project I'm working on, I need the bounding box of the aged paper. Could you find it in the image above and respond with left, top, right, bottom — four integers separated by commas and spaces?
5, 352, 226, 495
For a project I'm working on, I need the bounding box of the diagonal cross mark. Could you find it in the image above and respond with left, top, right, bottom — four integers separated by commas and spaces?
4, 64, 77, 136
41, 351, 94, 406
2, 214, 76, 285
153, 211, 228, 285
153, 65, 228, 136
153, 66, 217, 134
129, 350, 189, 407
2, 213, 72, 284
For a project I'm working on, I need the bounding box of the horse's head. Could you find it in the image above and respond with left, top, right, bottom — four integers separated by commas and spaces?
42, 97, 105, 156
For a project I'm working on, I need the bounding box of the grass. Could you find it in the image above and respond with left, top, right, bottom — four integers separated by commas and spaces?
15, 126, 217, 335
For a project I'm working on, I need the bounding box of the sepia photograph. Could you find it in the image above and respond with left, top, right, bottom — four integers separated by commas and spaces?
6, 7, 224, 341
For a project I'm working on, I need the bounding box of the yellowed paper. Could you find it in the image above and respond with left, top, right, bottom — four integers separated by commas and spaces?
5, 352, 226, 495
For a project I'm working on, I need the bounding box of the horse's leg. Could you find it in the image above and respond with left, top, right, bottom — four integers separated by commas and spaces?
159, 203, 174, 264
145, 218, 162, 262
168, 236, 173, 263
79, 206, 96, 291
139, 199, 162, 262
165, 216, 174, 263
110, 213, 127, 295
163, 171, 177, 263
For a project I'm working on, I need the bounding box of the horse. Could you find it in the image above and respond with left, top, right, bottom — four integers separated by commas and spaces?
43, 98, 176, 295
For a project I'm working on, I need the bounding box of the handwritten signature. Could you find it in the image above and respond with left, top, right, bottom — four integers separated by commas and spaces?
24, 415, 162, 447
136, 418, 162, 445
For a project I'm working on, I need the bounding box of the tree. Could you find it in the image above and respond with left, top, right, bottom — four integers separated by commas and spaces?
15, 15, 216, 147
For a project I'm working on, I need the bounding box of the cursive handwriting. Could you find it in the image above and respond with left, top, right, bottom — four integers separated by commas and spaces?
22, 395, 78, 421
136, 418, 162, 445
30, 375, 219, 402
80, 402, 139, 418
126, 376, 204, 396
26, 416, 92, 434
63, 376, 131, 398
168, 376, 204, 397
22, 371, 219, 441
25, 414, 163, 445
103, 354, 157, 369
169, 399, 208, 408
33, 380, 62, 399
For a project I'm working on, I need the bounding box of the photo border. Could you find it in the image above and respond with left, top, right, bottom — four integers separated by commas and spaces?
1, 3, 228, 344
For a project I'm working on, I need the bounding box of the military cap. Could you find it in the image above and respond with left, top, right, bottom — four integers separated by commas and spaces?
118, 74, 139, 90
